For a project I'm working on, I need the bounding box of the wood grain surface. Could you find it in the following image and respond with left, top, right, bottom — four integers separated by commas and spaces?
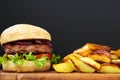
0, 70, 120, 80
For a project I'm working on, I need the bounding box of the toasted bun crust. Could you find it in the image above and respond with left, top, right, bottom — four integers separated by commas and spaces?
0, 24, 51, 45
2, 61, 51, 72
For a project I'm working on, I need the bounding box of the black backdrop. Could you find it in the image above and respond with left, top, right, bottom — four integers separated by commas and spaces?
0, 0, 120, 58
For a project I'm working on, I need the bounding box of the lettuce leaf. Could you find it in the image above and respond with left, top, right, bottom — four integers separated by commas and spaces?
23, 52, 49, 68
0, 52, 61, 68
50, 53, 61, 64
35, 56, 48, 68
8, 53, 24, 65
23, 52, 36, 61
0, 54, 7, 64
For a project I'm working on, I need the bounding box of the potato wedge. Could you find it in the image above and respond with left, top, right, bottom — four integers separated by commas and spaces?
110, 50, 116, 54
111, 49, 120, 58
97, 63, 120, 73
62, 53, 81, 71
62, 53, 73, 62
80, 57, 101, 70
87, 43, 110, 51
72, 53, 83, 59
53, 62, 75, 73
73, 43, 92, 57
89, 54, 111, 63
111, 54, 119, 60
72, 53, 101, 70
73, 43, 110, 57
112, 59, 120, 65
70, 56, 95, 73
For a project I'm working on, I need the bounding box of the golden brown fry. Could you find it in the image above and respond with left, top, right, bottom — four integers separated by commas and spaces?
111, 49, 120, 58
111, 54, 119, 60
53, 62, 75, 73
87, 43, 111, 51
80, 57, 101, 70
73, 43, 111, 57
97, 63, 120, 73
73, 43, 92, 57
62, 53, 73, 62
112, 59, 120, 65
62, 53, 79, 71
70, 56, 95, 73
89, 54, 111, 63
72, 53, 101, 70
72, 53, 83, 59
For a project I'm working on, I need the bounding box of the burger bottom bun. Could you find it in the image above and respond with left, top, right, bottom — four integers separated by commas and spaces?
2, 61, 51, 72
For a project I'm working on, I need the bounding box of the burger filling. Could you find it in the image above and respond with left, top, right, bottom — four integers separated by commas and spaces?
3, 39, 52, 59
0, 39, 61, 68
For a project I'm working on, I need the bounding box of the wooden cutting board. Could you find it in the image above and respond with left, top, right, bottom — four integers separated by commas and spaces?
0, 70, 120, 80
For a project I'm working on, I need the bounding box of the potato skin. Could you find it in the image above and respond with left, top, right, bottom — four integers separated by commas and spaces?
53, 62, 75, 73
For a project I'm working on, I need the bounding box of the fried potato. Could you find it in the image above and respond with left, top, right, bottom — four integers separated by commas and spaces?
53, 62, 75, 73
70, 56, 95, 73
110, 49, 120, 58
89, 54, 111, 63
73, 43, 111, 57
110, 50, 116, 54
97, 63, 120, 73
111, 54, 119, 60
112, 59, 120, 65
71, 53, 101, 70
62, 53, 81, 71
72, 53, 83, 59
73, 43, 92, 57
87, 43, 111, 51
80, 57, 101, 70
62, 53, 73, 62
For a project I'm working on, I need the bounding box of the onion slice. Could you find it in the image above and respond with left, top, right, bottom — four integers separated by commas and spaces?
15, 42, 32, 45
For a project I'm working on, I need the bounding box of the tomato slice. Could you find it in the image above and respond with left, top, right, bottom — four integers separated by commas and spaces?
35, 53, 51, 59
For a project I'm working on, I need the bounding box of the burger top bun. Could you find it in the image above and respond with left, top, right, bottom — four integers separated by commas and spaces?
0, 24, 51, 45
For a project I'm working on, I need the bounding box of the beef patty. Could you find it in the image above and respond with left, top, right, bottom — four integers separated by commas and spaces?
3, 43, 52, 54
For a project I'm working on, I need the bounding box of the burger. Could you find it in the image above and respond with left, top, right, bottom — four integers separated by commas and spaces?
0, 24, 60, 72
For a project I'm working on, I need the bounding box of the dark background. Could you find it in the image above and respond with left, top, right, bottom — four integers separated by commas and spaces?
0, 0, 119, 58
